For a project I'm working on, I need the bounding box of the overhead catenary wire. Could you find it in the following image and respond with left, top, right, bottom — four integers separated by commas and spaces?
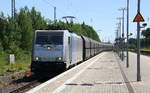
42, 0, 82, 24
42, 0, 68, 18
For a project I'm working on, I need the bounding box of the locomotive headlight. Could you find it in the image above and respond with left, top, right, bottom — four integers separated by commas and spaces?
34, 57, 40, 61
56, 57, 63, 61
47, 46, 51, 50
58, 57, 62, 60
35, 57, 39, 60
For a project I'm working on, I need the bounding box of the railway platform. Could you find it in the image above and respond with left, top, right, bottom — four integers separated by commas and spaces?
26, 52, 150, 93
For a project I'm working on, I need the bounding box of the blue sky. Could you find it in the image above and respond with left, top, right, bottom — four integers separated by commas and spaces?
0, 0, 150, 42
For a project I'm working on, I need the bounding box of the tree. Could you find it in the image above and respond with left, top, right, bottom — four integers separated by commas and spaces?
6, 18, 21, 51
30, 7, 47, 30
0, 12, 7, 51
142, 28, 150, 38
141, 28, 150, 48
18, 8, 33, 51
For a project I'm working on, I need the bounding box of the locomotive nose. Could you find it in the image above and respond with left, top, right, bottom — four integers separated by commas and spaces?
33, 45, 63, 62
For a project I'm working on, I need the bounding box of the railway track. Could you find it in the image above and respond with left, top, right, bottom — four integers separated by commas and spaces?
10, 77, 43, 93
0, 72, 60, 93
8, 72, 59, 93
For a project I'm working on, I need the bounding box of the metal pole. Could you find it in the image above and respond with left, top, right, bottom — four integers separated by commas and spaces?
11, 0, 14, 18
11, 0, 15, 19
14, 0, 15, 17
117, 17, 122, 59
118, 8, 126, 61
118, 18, 122, 38
116, 30, 119, 39
116, 29, 119, 55
117, 18, 122, 38
126, 0, 129, 68
122, 9, 125, 61
122, 10, 125, 38
119, 18, 122, 59
137, 0, 141, 81
54, 7, 56, 24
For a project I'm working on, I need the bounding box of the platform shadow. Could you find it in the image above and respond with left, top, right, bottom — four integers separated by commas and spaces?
65, 81, 137, 87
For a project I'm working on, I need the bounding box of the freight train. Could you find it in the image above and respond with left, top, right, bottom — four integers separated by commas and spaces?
31, 30, 113, 73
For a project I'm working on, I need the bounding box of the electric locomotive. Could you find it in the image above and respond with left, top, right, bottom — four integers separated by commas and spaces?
31, 30, 83, 73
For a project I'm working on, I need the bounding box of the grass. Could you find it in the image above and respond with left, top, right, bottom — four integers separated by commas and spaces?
141, 47, 150, 51
129, 48, 150, 56
129, 47, 150, 52
0, 53, 31, 76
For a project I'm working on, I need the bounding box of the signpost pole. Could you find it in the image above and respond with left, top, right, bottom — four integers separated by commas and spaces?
133, 0, 145, 82
137, 0, 141, 82
126, 0, 129, 68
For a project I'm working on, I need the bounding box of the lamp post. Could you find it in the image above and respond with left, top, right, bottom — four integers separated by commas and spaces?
119, 8, 127, 61
117, 17, 123, 60
126, 0, 129, 68
11, 0, 16, 19
54, 7, 57, 24
115, 29, 120, 55
116, 17, 122, 38
119, 8, 126, 38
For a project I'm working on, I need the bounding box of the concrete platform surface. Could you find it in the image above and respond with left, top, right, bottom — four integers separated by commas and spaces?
26, 52, 150, 93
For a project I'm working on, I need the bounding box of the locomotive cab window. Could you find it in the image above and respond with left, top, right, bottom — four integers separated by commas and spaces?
36, 32, 63, 45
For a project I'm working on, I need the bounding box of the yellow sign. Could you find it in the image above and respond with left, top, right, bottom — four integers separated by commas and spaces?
133, 12, 145, 22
